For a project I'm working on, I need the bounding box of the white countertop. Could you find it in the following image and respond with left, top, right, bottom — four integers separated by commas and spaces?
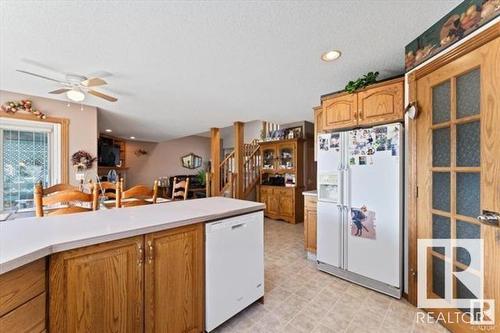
302, 190, 317, 197
0, 197, 264, 274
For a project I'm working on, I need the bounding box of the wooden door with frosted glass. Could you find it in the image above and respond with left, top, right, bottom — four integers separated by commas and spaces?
416, 38, 499, 332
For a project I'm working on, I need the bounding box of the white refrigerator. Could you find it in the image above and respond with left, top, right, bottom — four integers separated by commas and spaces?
317, 123, 403, 298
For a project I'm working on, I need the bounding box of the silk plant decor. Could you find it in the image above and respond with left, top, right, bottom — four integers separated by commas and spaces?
345, 71, 379, 93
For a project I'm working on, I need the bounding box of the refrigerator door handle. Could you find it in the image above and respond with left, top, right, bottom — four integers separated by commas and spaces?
337, 204, 344, 268
344, 167, 350, 208
343, 205, 349, 269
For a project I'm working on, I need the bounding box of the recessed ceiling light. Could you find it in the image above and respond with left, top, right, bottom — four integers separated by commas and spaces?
130, 136, 136, 140
105, 129, 112, 133
66, 89, 85, 102
321, 50, 342, 62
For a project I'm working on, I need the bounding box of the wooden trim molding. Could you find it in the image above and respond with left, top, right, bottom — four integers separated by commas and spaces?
413, 22, 500, 79
0, 112, 70, 184
233, 121, 244, 199
210, 128, 221, 196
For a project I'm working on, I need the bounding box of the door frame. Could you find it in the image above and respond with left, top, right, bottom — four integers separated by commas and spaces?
406, 21, 500, 306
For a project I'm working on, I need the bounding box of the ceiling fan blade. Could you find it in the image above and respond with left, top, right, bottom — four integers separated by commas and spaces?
81, 77, 107, 87
88, 89, 118, 102
49, 88, 71, 94
16, 69, 66, 84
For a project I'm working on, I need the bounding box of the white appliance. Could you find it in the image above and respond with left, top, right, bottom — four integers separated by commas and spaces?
205, 211, 264, 332
317, 123, 403, 298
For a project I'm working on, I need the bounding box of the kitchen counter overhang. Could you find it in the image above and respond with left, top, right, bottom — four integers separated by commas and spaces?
0, 197, 264, 274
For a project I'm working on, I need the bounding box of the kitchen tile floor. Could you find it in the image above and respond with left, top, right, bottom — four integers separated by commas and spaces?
213, 218, 449, 333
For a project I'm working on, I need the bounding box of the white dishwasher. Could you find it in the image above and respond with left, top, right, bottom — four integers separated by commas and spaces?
205, 211, 264, 332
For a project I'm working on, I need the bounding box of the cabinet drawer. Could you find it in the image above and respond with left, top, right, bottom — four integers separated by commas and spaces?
0, 259, 46, 316
304, 195, 317, 209
0, 292, 46, 333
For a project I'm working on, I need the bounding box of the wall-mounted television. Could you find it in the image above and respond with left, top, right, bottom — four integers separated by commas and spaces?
98, 138, 120, 166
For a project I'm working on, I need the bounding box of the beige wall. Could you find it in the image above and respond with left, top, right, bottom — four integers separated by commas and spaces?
125, 135, 211, 187
0, 90, 98, 186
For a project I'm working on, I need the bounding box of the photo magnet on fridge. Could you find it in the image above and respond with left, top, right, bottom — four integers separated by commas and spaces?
319, 136, 329, 151
330, 133, 340, 151
350, 206, 376, 240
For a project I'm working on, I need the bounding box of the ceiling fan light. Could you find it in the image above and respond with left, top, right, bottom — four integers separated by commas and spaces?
66, 89, 85, 102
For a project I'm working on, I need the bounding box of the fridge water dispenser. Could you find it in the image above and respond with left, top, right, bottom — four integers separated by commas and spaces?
318, 173, 340, 203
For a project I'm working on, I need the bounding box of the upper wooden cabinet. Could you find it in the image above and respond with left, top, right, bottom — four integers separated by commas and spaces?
319, 77, 404, 131
50, 236, 144, 332
145, 224, 204, 333
357, 80, 404, 126
322, 93, 358, 130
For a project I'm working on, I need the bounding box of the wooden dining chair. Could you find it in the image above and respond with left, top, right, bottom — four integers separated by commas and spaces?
97, 181, 118, 199
172, 177, 190, 201
116, 179, 158, 208
34, 182, 98, 217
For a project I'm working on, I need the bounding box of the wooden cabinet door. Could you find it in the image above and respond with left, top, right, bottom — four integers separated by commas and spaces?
277, 142, 296, 172
357, 80, 404, 126
323, 93, 358, 130
145, 223, 204, 333
268, 189, 280, 216
49, 236, 144, 333
278, 189, 294, 218
305, 208, 317, 253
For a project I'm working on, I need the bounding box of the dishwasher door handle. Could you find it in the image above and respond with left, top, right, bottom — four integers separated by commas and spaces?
232, 223, 246, 230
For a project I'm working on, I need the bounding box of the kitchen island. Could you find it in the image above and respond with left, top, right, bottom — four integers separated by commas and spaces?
0, 197, 264, 333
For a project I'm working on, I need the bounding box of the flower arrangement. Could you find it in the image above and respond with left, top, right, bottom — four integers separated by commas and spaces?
1, 100, 47, 119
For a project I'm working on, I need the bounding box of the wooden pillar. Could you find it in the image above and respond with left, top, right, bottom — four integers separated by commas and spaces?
233, 122, 244, 199
210, 128, 221, 196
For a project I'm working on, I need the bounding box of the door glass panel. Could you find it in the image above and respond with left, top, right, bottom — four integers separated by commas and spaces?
262, 148, 275, 170
433, 172, 450, 212
278, 146, 294, 170
432, 215, 450, 255
456, 220, 481, 266
457, 121, 480, 167
456, 275, 480, 315
432, 127, 450, 166
456, 173, 480, 217
432, 256, 445, 298
457, 68, 480, 119
432, 80, 451, 124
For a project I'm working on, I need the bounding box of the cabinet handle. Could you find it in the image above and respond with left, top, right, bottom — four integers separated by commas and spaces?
137, 243, 143, 266
359, 109, 364, 119
353, 111, 358, 120
148, 240, 154, 264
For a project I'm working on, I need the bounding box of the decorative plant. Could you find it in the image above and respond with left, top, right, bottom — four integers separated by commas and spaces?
345, 71, 379, 93
197, 169, 206, 186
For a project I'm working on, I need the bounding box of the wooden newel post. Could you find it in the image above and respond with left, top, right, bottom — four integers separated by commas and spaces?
210, 128, 221, 197
234, 121, 244, 199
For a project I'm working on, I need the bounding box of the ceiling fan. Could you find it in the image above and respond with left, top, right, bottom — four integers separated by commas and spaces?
16, 69, 118, 102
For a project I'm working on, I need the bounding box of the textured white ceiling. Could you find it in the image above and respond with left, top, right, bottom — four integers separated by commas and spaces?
0, 0, 460, 142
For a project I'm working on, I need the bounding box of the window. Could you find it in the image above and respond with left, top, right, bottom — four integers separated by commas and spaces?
0, 118, 61, 211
